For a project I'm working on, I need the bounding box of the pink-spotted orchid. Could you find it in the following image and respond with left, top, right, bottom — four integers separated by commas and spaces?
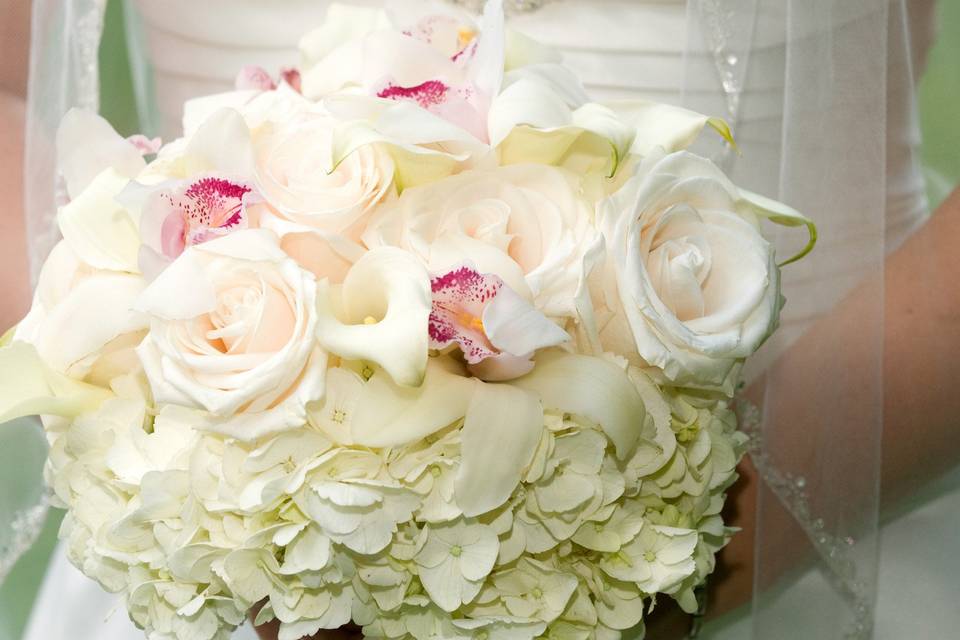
429, 264, 569, 381
300, 0, 504, 143
138, 174, 261, 274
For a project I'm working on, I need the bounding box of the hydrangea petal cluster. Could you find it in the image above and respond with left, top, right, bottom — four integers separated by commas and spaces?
0, 1, 815, 639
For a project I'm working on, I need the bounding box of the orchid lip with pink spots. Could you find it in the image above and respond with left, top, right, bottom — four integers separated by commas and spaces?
142, 174, 260, 263
429, 264, 570, 380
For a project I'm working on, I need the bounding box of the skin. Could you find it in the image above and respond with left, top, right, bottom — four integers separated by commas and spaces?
0, 0, 30, 331
1, 1, 956, 638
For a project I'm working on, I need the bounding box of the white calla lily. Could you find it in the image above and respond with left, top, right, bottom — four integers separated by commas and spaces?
606, 99, 735, 157
490, 78, 635, 179
0, 341, 112, 423
325, 96, 484, 190
512, 351, 645, 459
349, 357, 477, 448
315, 247, 431, 387
456, 382, 543, 517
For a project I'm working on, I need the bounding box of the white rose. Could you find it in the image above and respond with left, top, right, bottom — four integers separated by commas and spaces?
253, 112, 395, 241
15, 240, 147, 382
598, 151, 785, 393
364, 164, 601, 321
135, 229, 327, 439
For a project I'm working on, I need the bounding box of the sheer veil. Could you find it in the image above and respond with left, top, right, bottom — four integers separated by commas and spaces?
0, 0, 107, 584
683, 1, 920, 637
11, 0, 921, 638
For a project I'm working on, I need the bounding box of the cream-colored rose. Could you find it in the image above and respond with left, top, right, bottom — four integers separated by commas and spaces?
253, 112, 396, 242
135, 229, 327, 439
597, 151, 786, 393
364, 164, 601, 321
15, 240, 148, 383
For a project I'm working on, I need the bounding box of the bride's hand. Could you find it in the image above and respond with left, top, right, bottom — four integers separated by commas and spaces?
253, 624, 360, 640
249, 606, 690, 639
250, 607, 362, 640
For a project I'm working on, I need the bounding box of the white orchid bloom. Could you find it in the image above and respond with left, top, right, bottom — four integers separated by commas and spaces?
57, 109, 147, 199
328, 357, 476, 448
429, 264, 569, 381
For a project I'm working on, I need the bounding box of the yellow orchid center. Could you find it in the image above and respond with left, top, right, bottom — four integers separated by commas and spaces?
457, 311, 485, 333
458, 27, 477, 49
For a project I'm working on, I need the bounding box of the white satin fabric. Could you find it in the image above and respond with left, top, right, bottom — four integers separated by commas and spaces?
21, 548, 258, 640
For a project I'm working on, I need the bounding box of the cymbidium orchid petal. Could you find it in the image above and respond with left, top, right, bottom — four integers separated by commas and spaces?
429, 264, 567, 381
56, 109, 146, 199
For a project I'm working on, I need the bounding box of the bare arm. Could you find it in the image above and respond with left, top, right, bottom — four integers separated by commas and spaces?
0, 0, 31, 97
705, 185, 960, 620
0, 0, 31, 330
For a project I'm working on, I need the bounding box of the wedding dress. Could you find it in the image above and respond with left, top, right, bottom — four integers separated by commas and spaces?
9, 1, 944, 639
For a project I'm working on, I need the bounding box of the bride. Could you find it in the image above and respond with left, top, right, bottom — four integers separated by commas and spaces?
1, 1, 958, 639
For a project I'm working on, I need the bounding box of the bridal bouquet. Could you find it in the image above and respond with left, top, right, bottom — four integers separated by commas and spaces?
0, 1, 814, 638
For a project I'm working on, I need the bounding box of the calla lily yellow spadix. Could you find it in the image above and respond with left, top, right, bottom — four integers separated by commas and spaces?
315, 246, 432, 387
